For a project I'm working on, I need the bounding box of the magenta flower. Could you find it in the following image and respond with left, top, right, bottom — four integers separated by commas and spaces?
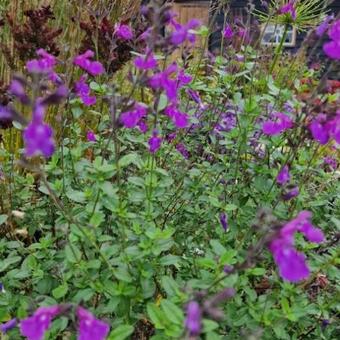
262, 112, 293, 136
20, 305, 61, 340
77, 307, 110, 340
74, 76, 96, 106
309, 120, 329, 144
170, 19, 201, 46
148, 131, 162, 153
74, 50, 105, 76
24, 120, 55, 158
9, 79, 30, 104
269, 211, 324, 282
134, 53, 157, 70
185, 301, 201, 336
223, 24, 234, 39
323, 19, 340, 60
115, 23, 133, 40
177, 70, 192, 87
120, 103, 147, 129
165, 105, 189, 128
137, 120, 148, 133
219, 213, 228, 232
0, 318, 17, 333
26, 49, 57, 74
149, 64, 178, 103
279, 1, 297, 21
87, 131, 96, 142
276, 165, 290, 185
23, 102, 55, 158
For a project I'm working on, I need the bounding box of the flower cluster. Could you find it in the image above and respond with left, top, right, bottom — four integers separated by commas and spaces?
309, 113, 340, 145
269, 211, 324, 282
323, 19, 340, 60
169, 18, 201, 46
278, 1, 297, 21
74, 50, 105, 76
262, 112, 293, 136
0, 305, 109, 340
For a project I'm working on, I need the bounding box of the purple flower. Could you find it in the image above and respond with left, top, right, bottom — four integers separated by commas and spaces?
0, 282, 4, 293
223, 24, 234, 39
219, 213, 228, 232
269, 211, 324, 282
0, 318, 17, 333
87, 131, 96, 142
75, 76, 96, 106
137, 120, 148, 133
148, 131, 162, 153
74, 50, 105, 76
323, 20, 340, 60
170, 19, 201, 46
185, 301, 201, 336
316, 15, 334, 37
309, 114, 330, 145
282, 186, 299, 200
276, 165, 290, 185
120, 103, 147, 129
24, 120, 55, 158
149, 64, 178, 103
279, 1, 297, 21
9, 79, 30, 104
77, 307, 110, 340
20, 306, 61, 340
165, 105, 189, 128
26, 49, 57, 74
262, 112, 293, 136
115, 23, 133, 40
176, 143, 189, 159
134, 53, 157, 70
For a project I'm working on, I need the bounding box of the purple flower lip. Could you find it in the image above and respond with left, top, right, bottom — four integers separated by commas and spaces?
276, 165, 290, 185
269, 211, 324, 282
185, 301, 202, 336
20, 305, 61, 340
77, 306, 110, 340
74, 50, 105, 76
148, 131, 162, 153
323, 19, 340, 60
86, 131, 96, 142
0, 318, 17, 333
219, 213, 228, 232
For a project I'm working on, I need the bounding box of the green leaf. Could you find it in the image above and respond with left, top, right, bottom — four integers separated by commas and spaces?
147, 303, 165, 329
65, 244, 81, 263
160, 300, 184, 325
66, 190, 86, 203
161, 276, 180, 297
0, 214, 7, 225
52, 283, 68, 299
114, 266, 133, 283
202, 319, 219, 333
119, 153, 142, 169
108, 325, 134, 340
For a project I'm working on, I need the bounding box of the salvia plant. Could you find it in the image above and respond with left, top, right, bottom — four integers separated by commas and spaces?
0, 0, 339, 339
